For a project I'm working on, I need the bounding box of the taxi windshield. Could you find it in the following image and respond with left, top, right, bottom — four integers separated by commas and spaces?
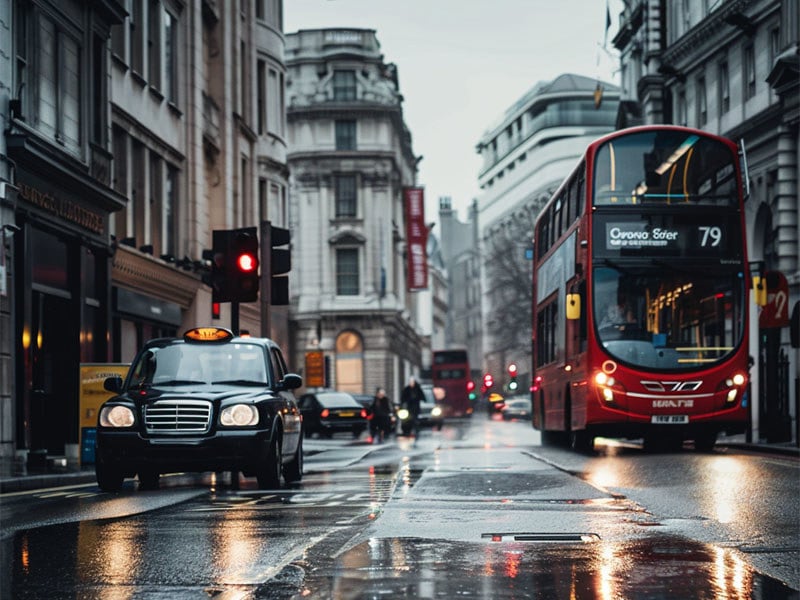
128, 342, 269, 387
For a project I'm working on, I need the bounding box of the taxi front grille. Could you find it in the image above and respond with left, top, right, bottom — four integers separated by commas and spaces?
144, 400, 212, 434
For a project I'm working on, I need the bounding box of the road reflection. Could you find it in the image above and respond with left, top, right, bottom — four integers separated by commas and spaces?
320, 535, 796, 599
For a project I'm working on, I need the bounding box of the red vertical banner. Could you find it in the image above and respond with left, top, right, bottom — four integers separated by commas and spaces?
403, 187, 428, 291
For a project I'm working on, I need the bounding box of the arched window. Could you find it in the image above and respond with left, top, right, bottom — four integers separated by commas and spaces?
335, 330, 363, 392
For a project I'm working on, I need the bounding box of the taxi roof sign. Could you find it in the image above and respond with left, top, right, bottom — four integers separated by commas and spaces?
184, 327, 234, 343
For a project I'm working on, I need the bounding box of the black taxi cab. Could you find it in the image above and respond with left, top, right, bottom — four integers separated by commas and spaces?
94, 327, 303, 492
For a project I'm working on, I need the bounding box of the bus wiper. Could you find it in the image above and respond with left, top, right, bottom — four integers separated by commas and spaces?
212, 379, 269, 386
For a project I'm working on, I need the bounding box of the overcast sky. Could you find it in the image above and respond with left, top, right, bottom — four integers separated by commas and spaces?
284, 0, 622, 222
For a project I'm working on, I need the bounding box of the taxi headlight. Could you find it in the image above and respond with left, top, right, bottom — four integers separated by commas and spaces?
220, 404, 259, 427
431, 406, 442, 418
100, 405, 135, 428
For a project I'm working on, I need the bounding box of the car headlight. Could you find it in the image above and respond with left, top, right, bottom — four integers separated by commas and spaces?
431, 406, 442, 418
220, 404, 259, 427
100, 405, 135, 428
397, 408, 409, 421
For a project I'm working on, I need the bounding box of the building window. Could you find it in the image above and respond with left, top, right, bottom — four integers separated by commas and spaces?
333, 70, 357, 101
696, 76, 707, 125
257, 60, 266, 134
35, 15, 82, 153
131, 0, 145, 74
148, 4, 161, 88
336, 248, 359, 295
744, 45, 756, 99
335, 175, 357, 217
676, 90, 687, 126
164, 166, 178, 257
267, 68, 283, 136
164, 9, 178, 103
335, 331, 363, 393
335, 120, 357, 150
718, 61, 730, 114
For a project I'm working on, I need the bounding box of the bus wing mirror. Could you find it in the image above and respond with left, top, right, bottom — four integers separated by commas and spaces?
566, 293, 581, 320
752, 276, 767, 306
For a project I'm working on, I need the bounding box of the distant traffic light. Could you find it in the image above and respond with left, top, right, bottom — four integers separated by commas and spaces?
481, 373, 494, 393
467, 380, 477, 401
507, 363, 518, 391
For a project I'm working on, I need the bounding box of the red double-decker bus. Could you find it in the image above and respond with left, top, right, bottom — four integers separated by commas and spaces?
432, 349, 473, 417
532, 125, 753, 452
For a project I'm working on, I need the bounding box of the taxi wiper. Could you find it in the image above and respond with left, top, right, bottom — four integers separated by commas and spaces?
212, 379, 269, 386
154, 379, 207, 386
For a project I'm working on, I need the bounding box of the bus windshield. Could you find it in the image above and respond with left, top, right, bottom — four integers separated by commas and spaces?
593, 130, 738, 206
593, 264, 746, 370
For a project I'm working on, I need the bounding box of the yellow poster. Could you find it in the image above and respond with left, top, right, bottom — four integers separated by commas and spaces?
79, 363, 130, 429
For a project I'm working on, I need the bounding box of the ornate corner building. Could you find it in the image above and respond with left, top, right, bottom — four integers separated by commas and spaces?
285, 29, 426, 401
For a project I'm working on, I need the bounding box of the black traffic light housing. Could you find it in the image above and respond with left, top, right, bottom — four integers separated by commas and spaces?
208, 227, 260, 303
266, 223, 291, 306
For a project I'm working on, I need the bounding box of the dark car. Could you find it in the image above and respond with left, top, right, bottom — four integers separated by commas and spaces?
398, 384, 444, 435
94, 327, 304, 492
298, 391, 369, 438
501, 396, 532, 421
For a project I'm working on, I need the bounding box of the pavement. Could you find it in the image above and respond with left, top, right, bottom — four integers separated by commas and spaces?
0, 433, 797, 495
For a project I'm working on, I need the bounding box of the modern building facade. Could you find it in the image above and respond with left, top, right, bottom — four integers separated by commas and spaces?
0, 0, 290, 464
285, 28, 425, 402
612, 0, 799, 442
474, 74, 620, 387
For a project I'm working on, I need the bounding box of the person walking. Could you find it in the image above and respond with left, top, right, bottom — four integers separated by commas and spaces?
400, 376, 425, 441
369, 387, 393, 444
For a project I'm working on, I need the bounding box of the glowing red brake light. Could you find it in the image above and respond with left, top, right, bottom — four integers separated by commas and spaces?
360, 409, 368, 418
320, 408, 330, 418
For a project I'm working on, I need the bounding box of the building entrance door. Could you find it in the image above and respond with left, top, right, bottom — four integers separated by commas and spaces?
29, 292, 75, 456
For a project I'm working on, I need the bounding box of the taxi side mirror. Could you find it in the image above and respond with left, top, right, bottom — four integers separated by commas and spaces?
104, 376, 123, 393
279, 373, 303, 391
566, 293, 581, 320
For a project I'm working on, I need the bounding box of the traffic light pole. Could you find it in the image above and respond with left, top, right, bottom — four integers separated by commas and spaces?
260, 220, 272, 338
231, 301, 240, 336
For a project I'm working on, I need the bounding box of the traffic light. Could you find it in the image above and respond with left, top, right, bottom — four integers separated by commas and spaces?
481, 373, 493, 393
467, 380, 477, 402
230, 227, 259, 302
266, 222, 291, 306
208, 228, 259, 303
507, 363, 519, 391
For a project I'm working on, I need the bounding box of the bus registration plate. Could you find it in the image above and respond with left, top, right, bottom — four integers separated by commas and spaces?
651, 415, 689, 424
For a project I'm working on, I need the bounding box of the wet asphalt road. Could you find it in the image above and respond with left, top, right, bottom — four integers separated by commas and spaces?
1, 413, 798, 599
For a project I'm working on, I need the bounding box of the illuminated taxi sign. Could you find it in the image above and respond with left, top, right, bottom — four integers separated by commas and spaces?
184, 327, 234, 343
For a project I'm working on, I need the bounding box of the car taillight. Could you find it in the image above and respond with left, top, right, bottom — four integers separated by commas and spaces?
360, 409, 368, 418
321, 409, 330, 418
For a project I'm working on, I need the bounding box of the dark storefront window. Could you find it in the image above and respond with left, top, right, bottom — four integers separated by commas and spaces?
32, 229, 68, 290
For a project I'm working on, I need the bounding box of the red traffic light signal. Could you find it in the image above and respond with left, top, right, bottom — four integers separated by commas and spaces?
236, 251, 258, 273
508, 363, 518, 376
483, 373, 493, 387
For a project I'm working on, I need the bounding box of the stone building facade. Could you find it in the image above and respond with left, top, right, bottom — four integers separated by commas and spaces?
285, 28, 425, 402
0, 0, 290, 463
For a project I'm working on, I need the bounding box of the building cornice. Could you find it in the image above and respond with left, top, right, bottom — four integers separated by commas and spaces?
112, 245, 203, 309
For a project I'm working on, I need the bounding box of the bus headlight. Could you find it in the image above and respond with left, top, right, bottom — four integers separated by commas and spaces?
602, 388, 614, 402
726, 389, 738, 403
220, 404, 259, 427
100, 405, 135, 428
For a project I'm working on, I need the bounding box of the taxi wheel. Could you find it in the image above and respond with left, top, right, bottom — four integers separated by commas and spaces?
256, 437, 282, 489
138, 470, 160, 490
96, 459, 124, 492
283, 436, 303, 484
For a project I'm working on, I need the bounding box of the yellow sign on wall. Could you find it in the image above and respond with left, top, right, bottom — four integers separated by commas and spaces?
79, 363, 130, 429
